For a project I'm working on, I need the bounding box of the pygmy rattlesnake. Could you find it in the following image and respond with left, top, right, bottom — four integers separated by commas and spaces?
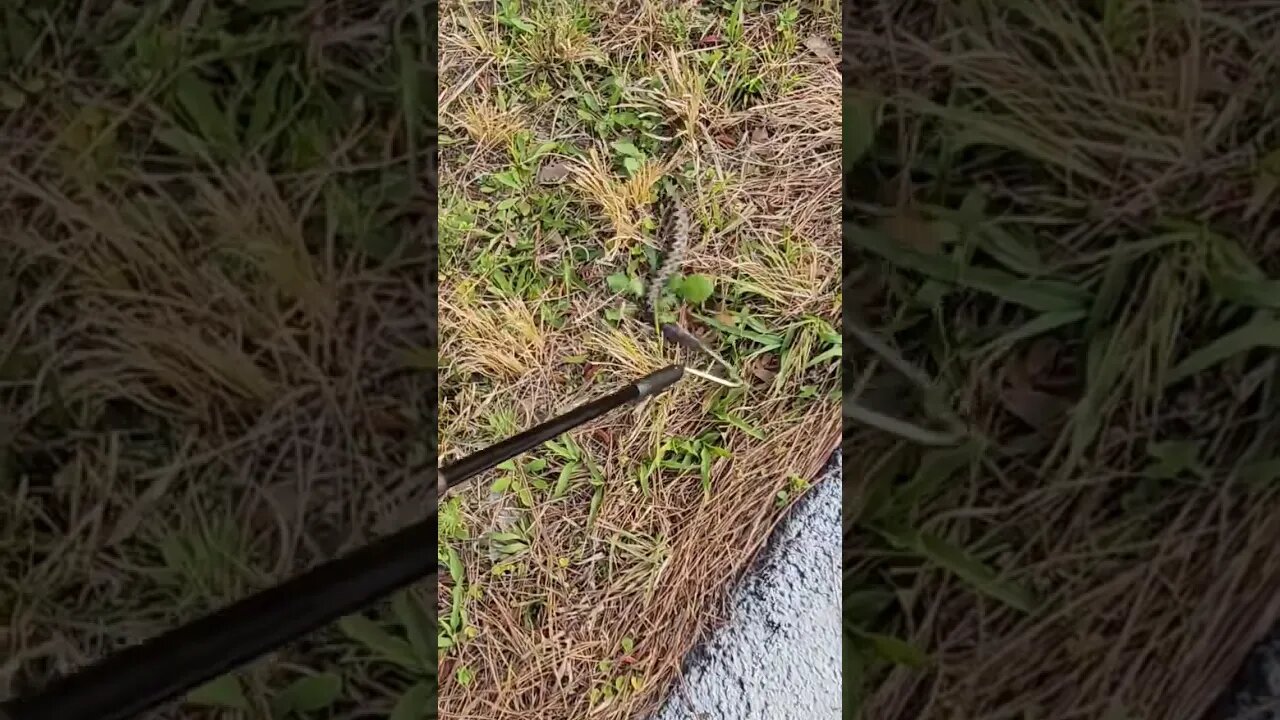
641, 194, 729, 369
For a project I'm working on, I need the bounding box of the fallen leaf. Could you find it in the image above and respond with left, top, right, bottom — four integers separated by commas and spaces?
187, 674, 250, 711
1000, 386, 1072, 433
591, 428, 613, 448
1023, 337, 1062, 380
843, 93, 879, 172
748, 355, 779, 383
537, 161, 571, 185
804, 36, 837, 61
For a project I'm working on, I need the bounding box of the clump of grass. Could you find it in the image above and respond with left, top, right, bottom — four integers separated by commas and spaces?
458, 98, 528, 150
439, 0, 841, 718
845, 2, 1280, 718
570, 148, 666, 250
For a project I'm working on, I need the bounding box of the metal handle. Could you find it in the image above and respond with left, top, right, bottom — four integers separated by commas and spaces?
0, 366, 684, 720
440, 364, 682, 490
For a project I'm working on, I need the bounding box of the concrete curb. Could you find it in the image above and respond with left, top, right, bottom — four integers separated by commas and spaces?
1217, 626, 1280, 720
654, 453, 842, 720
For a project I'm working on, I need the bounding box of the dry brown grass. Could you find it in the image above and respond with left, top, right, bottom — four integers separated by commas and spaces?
0, 3, 433, 715
568, 149, 667, 251
438, 0, 840, 718
845, 2, 1280, 719
1, 166, 435, 713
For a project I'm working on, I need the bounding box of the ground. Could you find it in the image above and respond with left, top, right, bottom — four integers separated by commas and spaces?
1, 2, 434, 719
844, 3, 1280, 719
437, 0, 839, 719
1, 1, 841, 720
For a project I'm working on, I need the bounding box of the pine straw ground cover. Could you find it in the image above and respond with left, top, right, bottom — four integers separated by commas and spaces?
437, 0, 840, 718
1, 2, 435, 719
845, 2, 1280, 719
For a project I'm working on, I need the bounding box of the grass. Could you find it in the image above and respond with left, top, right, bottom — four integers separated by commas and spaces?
844, 2, 1280, 719
1, 1, 434, 719
438, 0, 840, 718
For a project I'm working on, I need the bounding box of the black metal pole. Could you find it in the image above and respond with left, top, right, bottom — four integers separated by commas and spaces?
0, 365, 683, 720
440, 364, 683, 489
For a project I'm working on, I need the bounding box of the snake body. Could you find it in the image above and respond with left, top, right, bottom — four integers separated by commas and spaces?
642, 195, 718, 357
647, 198, 691, 323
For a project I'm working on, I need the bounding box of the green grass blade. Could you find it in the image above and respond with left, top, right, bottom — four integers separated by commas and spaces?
392, 590, 436, 672
873, 523, 1037, 613
173, 71, 236, 154
848, 223, 1091, 312
844, 94, 878, 170
974, 309, 1087, 356
186, 673, 250, 712
847, 626, 929, 667
1168, 314, 1280, 383
389, 681, 435, 720
1204, 234, 1280, 310
338, 614, 419, 671
901, 96, 1108, 184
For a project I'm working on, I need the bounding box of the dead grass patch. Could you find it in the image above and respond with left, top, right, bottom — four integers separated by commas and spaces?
845, 2, 1280, 718
1, 3, 433, 715
439, 0, 841, 718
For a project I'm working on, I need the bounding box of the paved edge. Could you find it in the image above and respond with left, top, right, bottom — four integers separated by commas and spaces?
1215, 626, 1280, 720
654, 452, 842, 720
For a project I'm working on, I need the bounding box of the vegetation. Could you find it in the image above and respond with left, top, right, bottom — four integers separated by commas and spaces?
1, 1, 434, 718
844, 2, 1280, 718
438, 0, 839, 718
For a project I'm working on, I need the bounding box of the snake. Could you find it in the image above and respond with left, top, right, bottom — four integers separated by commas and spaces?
640, 192, 738, 384
644, 194, 956, 438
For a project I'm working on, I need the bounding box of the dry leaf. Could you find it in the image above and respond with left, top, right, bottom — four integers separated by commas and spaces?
1001, 346, 1074, 433
1000, 386, 1072, 433
804, 36, 837, 61
714, 310, 738, 326
591, 427, 613, 448
748, 355, 779, 383
537, 161, 571, 185
1023, 337, 1061, 380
